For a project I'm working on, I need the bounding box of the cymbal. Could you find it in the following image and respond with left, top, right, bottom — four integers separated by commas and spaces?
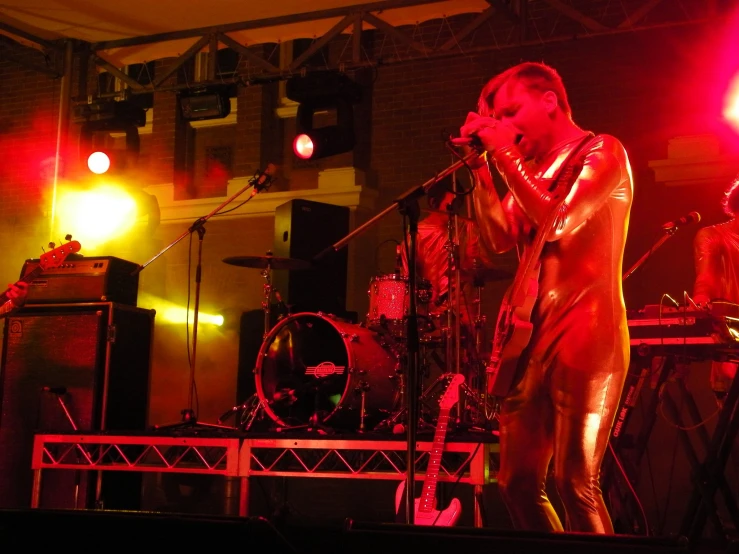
222, 255, 312, 270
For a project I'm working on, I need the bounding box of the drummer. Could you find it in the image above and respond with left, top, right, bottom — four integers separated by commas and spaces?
399, 177, 495, 359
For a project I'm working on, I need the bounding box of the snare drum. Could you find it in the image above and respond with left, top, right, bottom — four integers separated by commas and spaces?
367, 274, 431, 337
255, 312, 399, 430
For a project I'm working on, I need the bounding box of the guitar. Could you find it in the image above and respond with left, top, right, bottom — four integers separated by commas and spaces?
0, 239, 82, 313
395, 373, 465, 526
486, 135, 593, 399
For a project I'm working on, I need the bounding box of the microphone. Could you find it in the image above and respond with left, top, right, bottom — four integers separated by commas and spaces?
450, 134, 523, 147
42, 386, 67, 395
250, 163, 277, 195
662, 211, 700, 231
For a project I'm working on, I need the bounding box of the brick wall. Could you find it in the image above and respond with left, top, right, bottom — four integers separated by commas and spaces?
0, 49, 62, 275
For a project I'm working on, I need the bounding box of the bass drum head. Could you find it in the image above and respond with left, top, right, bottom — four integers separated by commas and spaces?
256, 313, 350, 426
255, 312, 398, 430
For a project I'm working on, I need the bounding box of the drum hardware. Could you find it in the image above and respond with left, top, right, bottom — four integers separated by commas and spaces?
217, 394, 268, 432
441, 197, 465, 422
148, 165, 276, 431
218, 252, 312, 433
355, 380, 371, 432
222, 251, 311, 337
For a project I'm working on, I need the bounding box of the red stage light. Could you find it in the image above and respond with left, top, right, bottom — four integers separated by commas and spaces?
293, 134, 315, 160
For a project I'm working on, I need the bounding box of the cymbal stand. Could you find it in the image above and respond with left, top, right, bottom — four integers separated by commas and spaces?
234, 254, 281, 431
261, 256, 275, 338
472, 268, 496, 424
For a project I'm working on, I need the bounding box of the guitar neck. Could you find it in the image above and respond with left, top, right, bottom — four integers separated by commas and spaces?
0, 266, 41, 305
418, 407, 452, 513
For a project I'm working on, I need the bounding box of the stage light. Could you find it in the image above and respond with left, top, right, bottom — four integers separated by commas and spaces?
178, 85, 235, 122
87, 151, 111, 174
75, 100, 145, 177
287, 72, 362, 161
292, 117, 355, 160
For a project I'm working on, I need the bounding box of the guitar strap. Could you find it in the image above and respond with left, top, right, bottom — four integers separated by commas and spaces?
547, 132, 596, 192
526, 132, 597, 242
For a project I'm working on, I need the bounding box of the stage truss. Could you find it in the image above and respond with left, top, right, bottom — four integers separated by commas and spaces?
31, 434, 499, 526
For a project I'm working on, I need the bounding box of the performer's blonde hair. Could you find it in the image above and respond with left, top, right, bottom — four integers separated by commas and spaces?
477, 61, 572, 118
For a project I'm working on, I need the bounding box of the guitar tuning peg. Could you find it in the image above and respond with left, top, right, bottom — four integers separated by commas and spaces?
65, 234, 72, 241
48, 242, 55, 249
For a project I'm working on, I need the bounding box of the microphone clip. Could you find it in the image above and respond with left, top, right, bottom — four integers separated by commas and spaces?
250, 171, 274, 193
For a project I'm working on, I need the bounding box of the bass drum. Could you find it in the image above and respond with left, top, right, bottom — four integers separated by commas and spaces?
255, 312, 399, 430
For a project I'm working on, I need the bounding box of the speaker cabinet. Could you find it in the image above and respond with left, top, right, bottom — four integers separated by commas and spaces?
0, 302, 155, 510
272, 199, 350, 315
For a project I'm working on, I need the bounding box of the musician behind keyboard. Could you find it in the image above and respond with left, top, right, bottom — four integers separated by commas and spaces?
692, 173, 739, 402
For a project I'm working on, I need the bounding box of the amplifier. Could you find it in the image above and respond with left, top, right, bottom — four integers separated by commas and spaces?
20, 255, 140, 306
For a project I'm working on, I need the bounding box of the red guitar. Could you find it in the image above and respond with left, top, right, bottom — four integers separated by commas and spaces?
0, 239, 81, 314
395, 373, 465, 526
486, 136, 592, 398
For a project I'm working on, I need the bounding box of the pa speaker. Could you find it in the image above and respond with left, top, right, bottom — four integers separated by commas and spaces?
272, 198, 350, 315
0, 303, 154, 510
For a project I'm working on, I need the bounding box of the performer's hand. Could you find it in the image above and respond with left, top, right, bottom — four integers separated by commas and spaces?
7, 281, 28, 307
459, 112, 518, 155
455, 112, 488, 170
692, 293, 711, 310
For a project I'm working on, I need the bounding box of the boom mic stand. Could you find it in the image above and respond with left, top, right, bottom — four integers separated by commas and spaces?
134, 166, 276, 431
622, 218, 697, 282
312, 149, 483, 525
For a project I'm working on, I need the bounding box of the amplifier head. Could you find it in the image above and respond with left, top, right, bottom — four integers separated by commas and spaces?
20, 255, 140, 306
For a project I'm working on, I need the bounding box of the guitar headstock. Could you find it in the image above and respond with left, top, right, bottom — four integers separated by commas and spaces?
439, 373, 465, 410
38, 240, 81, 271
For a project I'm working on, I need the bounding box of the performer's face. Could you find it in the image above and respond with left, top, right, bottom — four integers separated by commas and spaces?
492, 79, 556, 159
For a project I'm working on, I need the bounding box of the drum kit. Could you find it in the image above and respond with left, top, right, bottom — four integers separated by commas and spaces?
220, 210, 512, 435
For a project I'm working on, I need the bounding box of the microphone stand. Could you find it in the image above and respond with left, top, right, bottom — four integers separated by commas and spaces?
313, 149, 483, 525
622, 225, 680, 282
136, 169, 274, 431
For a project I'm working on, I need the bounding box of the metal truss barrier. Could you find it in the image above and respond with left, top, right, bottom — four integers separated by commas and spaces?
31, 434, 499, 526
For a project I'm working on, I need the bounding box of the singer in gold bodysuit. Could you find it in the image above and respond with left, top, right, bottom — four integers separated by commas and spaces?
460, 62, 633, 533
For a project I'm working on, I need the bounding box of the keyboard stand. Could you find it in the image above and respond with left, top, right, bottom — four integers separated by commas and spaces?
605, 351, 739, 543
602, 353, 675, 535
677, 362, 739, 544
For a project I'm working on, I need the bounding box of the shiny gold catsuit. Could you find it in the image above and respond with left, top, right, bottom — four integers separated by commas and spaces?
473, 134, 633, 533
